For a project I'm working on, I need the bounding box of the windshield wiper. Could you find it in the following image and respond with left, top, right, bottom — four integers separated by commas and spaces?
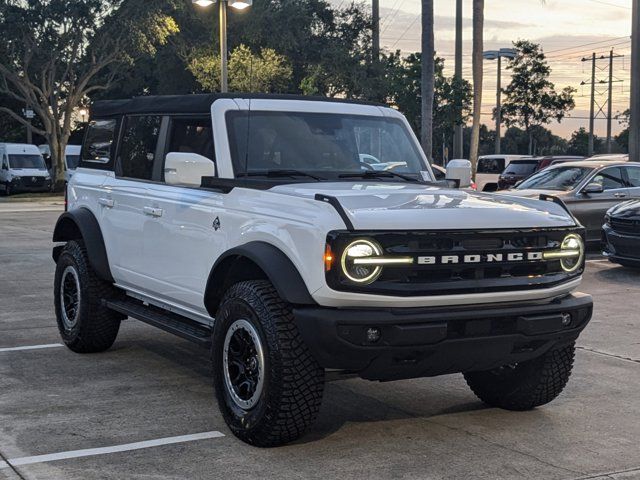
237, 169, 325, 181
338, 170, 421, 183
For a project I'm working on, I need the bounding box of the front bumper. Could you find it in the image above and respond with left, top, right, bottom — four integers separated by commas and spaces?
10, 177, 51, 192
293, 292, 592, 381
602, 225, 640, 267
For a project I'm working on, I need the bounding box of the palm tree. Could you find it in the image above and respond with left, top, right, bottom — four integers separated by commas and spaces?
469, 0, 484, 178
420, 0, 434, 160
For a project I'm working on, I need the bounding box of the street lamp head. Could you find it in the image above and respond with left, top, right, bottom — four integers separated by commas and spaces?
483, 50, 499, 60
193, 0, 215, 6
229, 0, 252, 9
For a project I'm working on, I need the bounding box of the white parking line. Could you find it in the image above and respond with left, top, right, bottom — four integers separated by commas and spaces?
0, 431, 225, 470
0, 343, 63, 353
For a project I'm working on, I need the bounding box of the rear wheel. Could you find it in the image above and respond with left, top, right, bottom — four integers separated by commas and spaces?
212, 280, 325, 447
54, 240, 122, 353
464, 343, 575, 411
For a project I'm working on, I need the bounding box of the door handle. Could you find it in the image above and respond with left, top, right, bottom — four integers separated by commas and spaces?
143, 206, 163, 217
98, 197, 114, 208
614, 192, 627, 198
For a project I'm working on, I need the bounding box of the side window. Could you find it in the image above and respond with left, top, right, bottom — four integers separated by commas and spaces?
167, 117, 215, 160
81, 119, 118, 168
591, 167, 625, 191
2, 155, 8, 170
624, 167, 640, 187
117, 115, 162, 181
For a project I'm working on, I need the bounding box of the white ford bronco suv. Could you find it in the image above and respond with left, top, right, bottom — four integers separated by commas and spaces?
53, 94, 593, 447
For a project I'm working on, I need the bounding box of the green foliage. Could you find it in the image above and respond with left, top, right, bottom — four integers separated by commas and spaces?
500, 40, 575, 153
188, 45, 292, 93
501, 125, 568, 156
383, 52, 472, 163
567, 127, 602, 156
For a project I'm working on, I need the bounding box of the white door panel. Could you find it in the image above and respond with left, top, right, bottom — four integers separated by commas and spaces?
143, 183, 225, 313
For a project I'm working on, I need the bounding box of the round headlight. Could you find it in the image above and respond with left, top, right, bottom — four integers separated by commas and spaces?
340, 239, 383, 284
560, 234, 584, 272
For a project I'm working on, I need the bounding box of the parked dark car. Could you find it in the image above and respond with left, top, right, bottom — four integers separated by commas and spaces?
497, 157, 587, 190
602, 200, 640, 268
501, 161, 640, 244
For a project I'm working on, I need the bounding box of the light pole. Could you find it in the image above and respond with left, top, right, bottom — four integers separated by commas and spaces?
193, 0, 252, 93
483, 48, 516, 154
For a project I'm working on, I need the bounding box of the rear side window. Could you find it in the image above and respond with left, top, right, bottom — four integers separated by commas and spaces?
117, 115, 162, 181
625, 167, 640, 187
81, 119, 118, 168
477, 157, 505, 174
167, 117, 215, 161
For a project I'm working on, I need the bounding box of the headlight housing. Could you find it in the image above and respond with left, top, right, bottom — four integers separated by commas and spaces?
340, 239, 383, 284
543, 233, 584, 273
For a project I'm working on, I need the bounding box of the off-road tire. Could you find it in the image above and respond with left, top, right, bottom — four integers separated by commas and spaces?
212, 280, 325, 447
54, 240, 122, 353
464, 342, 575, 411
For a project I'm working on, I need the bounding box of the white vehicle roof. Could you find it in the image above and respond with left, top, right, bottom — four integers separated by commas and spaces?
1, 143, 42, 155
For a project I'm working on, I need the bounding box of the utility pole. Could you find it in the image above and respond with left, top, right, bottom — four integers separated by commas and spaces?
589, 52, 596, 157
372, 0, 379, 63
631, 0, 640, 161
582, 51, 623, 157
496, 55, 501, 154
452, 0, 463, 159
606, 50, 614, 153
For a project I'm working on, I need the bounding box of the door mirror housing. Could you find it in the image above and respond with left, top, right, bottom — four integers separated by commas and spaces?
445, 159, 472, 189
164, 152, 215, 187
582, 182, 604, 194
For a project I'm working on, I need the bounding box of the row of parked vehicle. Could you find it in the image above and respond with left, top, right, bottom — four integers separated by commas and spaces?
0, 142, 81, 195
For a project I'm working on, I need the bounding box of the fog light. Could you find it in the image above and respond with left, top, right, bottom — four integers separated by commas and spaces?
366, 327, 381, 343
561, 313, 572, 326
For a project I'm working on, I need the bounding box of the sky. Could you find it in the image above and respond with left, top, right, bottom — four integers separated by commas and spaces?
365, 0, 633, 138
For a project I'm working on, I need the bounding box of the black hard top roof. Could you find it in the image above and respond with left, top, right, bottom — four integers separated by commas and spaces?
91, 93, 384, 117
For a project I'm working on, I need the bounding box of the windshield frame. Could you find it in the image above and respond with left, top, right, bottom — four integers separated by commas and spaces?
220, 104, 433, 184
516, 165, 594, 192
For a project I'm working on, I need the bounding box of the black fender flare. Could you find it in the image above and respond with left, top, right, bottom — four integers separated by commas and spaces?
204, 241, 316, 315
52, 208, 114, 283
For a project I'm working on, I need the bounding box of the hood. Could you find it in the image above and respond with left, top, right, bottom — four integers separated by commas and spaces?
269, 182, 575, 230
609, 199, 640, 218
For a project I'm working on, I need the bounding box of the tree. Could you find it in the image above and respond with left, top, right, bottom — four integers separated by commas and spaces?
568, 127, 602, 156
385, 53, 472, 164
615, 109, 630, 153
500, 40, 575, 155
188, 45, 292, 93
469, 0, 484, 176
0, 0, 178, 185
420, 0, 434, 159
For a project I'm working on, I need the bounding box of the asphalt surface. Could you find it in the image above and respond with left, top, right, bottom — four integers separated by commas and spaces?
1, 200, 639, 480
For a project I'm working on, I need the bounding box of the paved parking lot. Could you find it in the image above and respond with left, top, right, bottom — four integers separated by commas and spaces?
1, 201, 639, 480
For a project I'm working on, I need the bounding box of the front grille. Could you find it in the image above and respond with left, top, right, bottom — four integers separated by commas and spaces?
610, 218, 640, 237
327, 228, 583, 297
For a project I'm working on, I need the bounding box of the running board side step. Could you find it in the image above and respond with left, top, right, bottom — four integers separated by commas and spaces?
104, 299, 212, 348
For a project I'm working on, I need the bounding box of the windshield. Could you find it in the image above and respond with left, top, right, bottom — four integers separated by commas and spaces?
517, 166, 592, 191
66, 155, 81, 170
503, 160, 539, 176
8, 154, 47, 170
226, 111, 428, 181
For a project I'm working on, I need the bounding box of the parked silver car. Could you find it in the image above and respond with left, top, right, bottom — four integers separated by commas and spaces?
501, 161, 640, 243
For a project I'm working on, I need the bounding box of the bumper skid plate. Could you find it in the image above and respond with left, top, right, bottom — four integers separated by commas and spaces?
293, 293, 593, 381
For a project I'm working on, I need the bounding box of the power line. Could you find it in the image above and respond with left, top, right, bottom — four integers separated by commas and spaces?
584, 0, 631, 9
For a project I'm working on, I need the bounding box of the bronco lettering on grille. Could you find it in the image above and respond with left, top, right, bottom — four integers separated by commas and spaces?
417, 252, 544, 265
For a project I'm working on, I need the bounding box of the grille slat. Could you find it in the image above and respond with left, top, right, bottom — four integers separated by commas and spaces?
610, 218, 640, 236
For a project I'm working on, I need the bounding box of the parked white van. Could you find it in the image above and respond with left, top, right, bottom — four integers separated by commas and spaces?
0, 143, 52, 195
476, 154, 531, 192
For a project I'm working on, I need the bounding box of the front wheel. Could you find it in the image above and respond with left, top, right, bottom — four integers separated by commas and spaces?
4, 183, 12, 196
212, 280, 325, 447
464, 343, 575, 411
